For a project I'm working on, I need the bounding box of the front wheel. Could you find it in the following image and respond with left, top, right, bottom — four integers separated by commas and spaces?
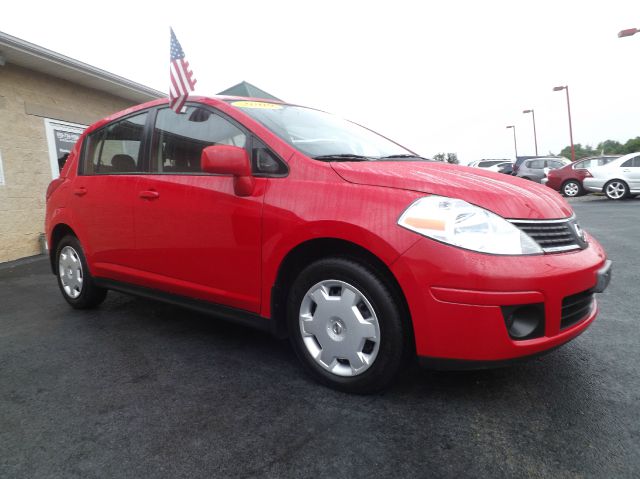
604, 180, 629, 200
287, 257, 408, 394
562, 180, 582, 197
55, 235, 107, 309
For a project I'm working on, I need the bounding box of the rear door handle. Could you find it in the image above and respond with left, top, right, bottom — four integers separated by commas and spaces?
139, 190, 160, 200
622, 169, 631, 172
73, 187, 87, 196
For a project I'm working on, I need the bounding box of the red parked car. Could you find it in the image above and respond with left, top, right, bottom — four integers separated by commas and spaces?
544, 156, 620, 197
45, 97, 611, 393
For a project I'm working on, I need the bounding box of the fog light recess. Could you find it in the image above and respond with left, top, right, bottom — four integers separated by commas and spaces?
501, 304, 545, 340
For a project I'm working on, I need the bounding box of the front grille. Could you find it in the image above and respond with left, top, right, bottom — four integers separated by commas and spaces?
561, 290, 594, 329
509, 218, 585, 253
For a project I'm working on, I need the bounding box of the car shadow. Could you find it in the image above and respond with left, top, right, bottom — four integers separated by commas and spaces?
94, 291, 601, 405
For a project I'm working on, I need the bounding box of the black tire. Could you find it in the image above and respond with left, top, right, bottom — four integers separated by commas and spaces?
286, 257, 409, 394
55, 235, 107, 309
604, 179, 630, 200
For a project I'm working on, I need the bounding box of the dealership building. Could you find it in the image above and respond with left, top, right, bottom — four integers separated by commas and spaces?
0, 31, 163, 263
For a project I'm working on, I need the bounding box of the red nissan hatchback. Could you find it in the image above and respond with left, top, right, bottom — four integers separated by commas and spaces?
45, 97, 611, 393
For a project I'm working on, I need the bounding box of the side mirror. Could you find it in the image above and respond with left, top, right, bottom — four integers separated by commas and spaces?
201, 145, 254, 196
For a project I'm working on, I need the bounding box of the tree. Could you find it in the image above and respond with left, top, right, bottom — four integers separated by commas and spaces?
623, 137, 640, 154
556, 136, 640, 159
433, 153, 446, 162
558, 143, 597, 160
597, 139, 624, 155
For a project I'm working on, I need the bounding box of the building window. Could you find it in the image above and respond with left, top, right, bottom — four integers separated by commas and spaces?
43, 119, 86, 179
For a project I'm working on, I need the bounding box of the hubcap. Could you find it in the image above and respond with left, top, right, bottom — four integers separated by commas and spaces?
299, 280, 380, 377
606, 182, 626, 199
564, 182, 580, 197
58, 246, 83, 299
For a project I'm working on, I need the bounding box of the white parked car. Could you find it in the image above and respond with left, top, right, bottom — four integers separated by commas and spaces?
486, 161, 513, 172
583, 152, 640, 200
468, 159, 511, 169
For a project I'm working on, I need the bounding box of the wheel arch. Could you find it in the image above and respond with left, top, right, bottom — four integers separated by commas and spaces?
48, 223, 78, 274
605, 178, 628, 185
269, 237, 414, 348
604, 178, 630, 199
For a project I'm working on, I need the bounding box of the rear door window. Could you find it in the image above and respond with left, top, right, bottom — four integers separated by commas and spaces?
81, 112, 148, 174
527, 160, 544, 169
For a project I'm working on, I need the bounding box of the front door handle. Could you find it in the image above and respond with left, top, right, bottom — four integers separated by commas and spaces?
73, 187, 87, 196
139, 190, 160, 200
622, 169, 631, 173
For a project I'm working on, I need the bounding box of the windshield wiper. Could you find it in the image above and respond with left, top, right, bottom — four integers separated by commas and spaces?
378, 154, 431, 161
313, 154, 372, 162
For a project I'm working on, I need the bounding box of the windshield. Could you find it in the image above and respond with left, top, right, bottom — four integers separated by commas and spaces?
228, 100, 419, 161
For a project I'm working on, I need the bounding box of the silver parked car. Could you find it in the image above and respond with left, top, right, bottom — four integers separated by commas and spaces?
516, 157, 570, 183
583, 152, 640, 200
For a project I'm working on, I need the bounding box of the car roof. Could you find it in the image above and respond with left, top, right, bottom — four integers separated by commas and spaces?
84, 95, 289, 135
613, 151, 640, 162
585, 152, 640, 168
524, 157, 568, 164
577, 155, 621, 160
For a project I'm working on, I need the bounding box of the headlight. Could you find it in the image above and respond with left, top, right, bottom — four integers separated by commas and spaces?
398, 196, 542, 255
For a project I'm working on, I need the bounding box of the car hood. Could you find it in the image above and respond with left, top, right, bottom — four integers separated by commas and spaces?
331, 161, 573, 219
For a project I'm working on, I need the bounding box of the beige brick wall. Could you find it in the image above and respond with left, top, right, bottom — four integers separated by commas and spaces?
0, 64, 135, 263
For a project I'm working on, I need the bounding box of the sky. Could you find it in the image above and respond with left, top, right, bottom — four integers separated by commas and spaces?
2, 0, 639, 164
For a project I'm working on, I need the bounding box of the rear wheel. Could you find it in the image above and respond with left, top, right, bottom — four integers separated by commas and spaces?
604, 180, 629, 200
562, 180, 582, 197
55, 235, 107, 309
287, 257, 408, 393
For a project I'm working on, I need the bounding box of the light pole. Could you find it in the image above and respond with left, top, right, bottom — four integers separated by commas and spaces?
506, 125, 518, 161
618, 28, 639, 38
522, 109, 539, 156
553, 85, 575, 162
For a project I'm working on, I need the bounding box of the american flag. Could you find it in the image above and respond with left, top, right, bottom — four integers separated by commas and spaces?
169, 28, 197, 113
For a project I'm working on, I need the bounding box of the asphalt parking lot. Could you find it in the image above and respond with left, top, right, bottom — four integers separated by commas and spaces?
1, 197, 638, 479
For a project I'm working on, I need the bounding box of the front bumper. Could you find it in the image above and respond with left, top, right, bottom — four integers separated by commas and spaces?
391, 235, 609, 363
